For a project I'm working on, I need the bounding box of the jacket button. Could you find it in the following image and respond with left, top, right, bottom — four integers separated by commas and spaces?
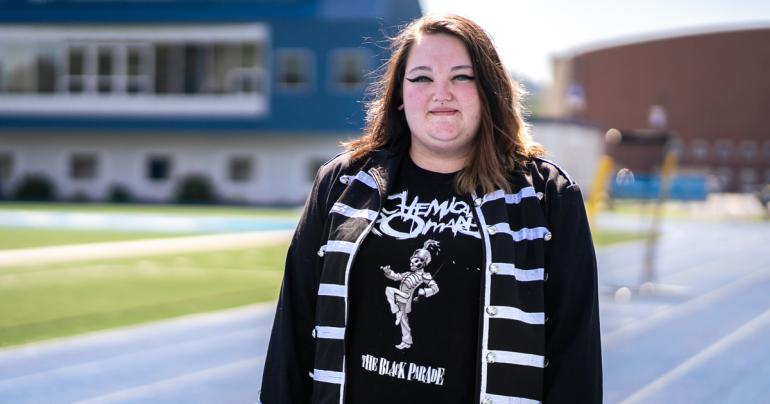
311, 328, 317, 338
544, 272, 549, 282
537, 191, 544, 200
544, 232, 552, 241
317, 248, 325, 257
487, 226, 497, 235
486, 352, 496, 363
489, 263, 499, 274
339, 176, 349, 184
482, 399, 492, 404
486, 306, 498, 316
544, 358, 549, 368
474, 197, 483, 207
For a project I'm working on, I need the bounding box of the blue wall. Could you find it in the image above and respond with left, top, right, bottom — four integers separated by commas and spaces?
0, 0, 421, 133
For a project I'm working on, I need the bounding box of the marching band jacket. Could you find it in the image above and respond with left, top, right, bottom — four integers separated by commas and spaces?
260, 146, 602, 404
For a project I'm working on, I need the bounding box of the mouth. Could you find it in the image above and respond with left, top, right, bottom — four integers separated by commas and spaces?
429, 108, 458, 116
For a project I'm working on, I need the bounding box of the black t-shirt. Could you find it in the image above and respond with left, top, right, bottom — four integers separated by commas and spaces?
345, 156, 483, 403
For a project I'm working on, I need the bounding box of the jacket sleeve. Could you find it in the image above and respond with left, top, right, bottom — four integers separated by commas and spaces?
260, 170, 330, 404
543, 182, 603, 403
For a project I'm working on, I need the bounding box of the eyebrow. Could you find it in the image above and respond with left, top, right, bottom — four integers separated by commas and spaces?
406, 65, 474, 74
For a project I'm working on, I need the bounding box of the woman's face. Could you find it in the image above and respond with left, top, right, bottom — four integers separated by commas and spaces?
402, 33, 481, 168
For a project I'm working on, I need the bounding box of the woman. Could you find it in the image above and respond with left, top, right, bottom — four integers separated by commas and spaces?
260, 14, 602, 404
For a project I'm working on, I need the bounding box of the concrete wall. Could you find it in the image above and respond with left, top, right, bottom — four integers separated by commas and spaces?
530, 120, 604, 193
1, 133, 348, 205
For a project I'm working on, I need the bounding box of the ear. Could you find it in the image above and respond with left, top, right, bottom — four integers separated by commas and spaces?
397, 104, 404, 111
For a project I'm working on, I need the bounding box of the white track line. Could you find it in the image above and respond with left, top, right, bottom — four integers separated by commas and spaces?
602, 267, 770, 347
74, 355, 265, 403
620, 305, 770, 403
0, 230, 292, 267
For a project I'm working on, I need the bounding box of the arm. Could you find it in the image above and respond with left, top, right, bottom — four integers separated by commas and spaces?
420, 278, 439, 298
382, 265, 405, 281
543, 183, 603, 404
260, 171, 329, 404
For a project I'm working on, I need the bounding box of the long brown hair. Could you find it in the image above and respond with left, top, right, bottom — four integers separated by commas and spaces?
344, 14, 544, 194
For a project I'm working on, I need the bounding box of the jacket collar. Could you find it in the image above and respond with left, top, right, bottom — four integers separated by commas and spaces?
364, 144, 406, 200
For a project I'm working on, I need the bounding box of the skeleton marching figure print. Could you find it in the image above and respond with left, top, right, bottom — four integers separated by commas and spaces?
382, 240, 441, 350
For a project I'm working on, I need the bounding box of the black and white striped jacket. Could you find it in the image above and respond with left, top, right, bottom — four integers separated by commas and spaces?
260, 147, 602, 404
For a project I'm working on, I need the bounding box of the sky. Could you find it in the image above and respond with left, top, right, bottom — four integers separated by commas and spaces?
420, 0, 770, 84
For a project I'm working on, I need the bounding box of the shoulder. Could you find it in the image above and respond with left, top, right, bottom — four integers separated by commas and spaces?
530, 157, 577, 189
522, 157, 585, 210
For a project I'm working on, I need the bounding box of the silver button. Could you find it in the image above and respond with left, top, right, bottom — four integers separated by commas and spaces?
486, 306, 498, 316
536, 191, 544, 200
544, 358, 549, 368
339, 176, 349, 184
474, 197, 483, 207
489, 263, 499, 274
544, 272, 549, 282
317, 247, 325, 257
544, 232, 552, 241
487, 226, 497, 235
482, 399, 492, 404
311, 328, 317, 338
486, 352, 496, 363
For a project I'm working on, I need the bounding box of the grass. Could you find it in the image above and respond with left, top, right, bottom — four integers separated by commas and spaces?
593, 229, 649, 246
0, 202, 302, 218
0, 245, 288, 348
0, 228, 198, 250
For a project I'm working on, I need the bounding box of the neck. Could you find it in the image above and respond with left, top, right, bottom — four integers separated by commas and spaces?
408, 146, 467, 174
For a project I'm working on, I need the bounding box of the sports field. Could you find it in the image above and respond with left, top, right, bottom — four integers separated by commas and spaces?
0, 202, 641, 348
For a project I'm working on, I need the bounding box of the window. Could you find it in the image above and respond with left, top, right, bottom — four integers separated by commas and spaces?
0, 152, 13, 180
330, 49, 370, 91
277, 49, 313, 91
228, 156, 253, 182
715, 167, 733, 191
690, 139, 709, 161
739, 141, 757, 160
714, 140, 733, 161
763, 141, 770, 160
739, 168, 759, 192
146, 155, 172, 181
0, 25, 269, 116
69, 153, 98, 180
0, 43, 55, 93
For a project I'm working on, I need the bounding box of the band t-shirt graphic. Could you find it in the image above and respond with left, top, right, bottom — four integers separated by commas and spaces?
345, 156, 482, 403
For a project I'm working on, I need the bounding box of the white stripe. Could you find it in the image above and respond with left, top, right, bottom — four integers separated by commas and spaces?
341, 171, 378, 189
484, 393, 541, 404
339, 168, 380, 404
495, 263, 544, 282
495, 306, 545, 325
315, 326, 345, 340
325, 240, 356, 254
487, 350, 546, 368
490, 224, 549, 241
313, 369, 345, 385
330, 203, 378, 221
318, 283, 346, 297
473, 192, 494, 400
480, 187, 537, 206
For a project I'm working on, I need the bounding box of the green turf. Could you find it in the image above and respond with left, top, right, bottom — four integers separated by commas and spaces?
593, 229, 648, 246
0, 228, 198, 250
0, 245, 288, 348
0, 202, 301, 218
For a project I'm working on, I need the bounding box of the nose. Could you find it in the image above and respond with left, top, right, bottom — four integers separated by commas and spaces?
432, 80, 453, 102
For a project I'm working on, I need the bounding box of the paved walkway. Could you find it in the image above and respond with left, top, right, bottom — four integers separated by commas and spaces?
0, 230, 293, 267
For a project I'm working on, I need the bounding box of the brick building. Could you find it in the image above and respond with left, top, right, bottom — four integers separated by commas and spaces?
543, 25, 770, 192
